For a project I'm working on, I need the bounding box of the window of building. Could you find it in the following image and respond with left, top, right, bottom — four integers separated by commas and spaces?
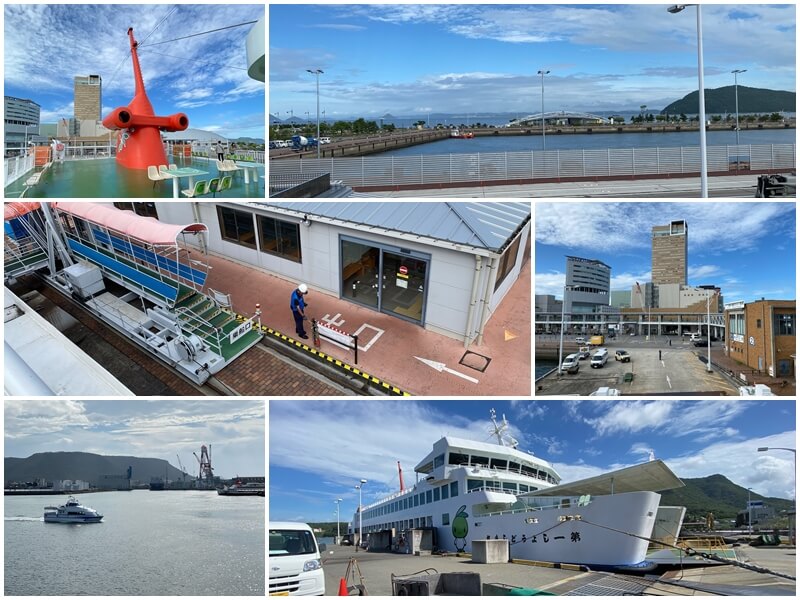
494, 233, 523, 291
775, 313, 795, 336
756, 319, 762, 329
217, 206, 256, 249
113, 202, 158, 219
257, 215, 302, 262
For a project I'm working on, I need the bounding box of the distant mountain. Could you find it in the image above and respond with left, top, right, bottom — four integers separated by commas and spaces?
660, 474, 793, 520
232, 137, 265, 145
269, 114, 282, 125
4, 451, 189, 486
661, 86, 795, 115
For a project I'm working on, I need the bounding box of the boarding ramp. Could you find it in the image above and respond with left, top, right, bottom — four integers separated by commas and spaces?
4, 202, 50, 281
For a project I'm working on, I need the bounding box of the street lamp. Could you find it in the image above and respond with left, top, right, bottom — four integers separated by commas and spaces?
306, 68, 323, 159
537, 70, 550, 150
758, 447, 796, 544
557, 284, 575, 376
355, 479, 367, 551
705, 292, 715, 373
668, 4, 708, 198
747, 487, 753, 536
334, 498, 343, 545
731, 69, 746, 146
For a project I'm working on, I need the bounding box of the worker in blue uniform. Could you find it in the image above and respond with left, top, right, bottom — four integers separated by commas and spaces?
290, 283, 309, 339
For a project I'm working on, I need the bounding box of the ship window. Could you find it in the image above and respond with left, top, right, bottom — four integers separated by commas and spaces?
434, 454, 445, 468
420, 493, 425, 506
490, 458, 507, 470
449, 452, 469, 466
413, 495, 419, 507
503, 483, 517, 492
442, 513, 450, 526
433, 488, 440, 502
520, 484, 529, 493
403, 498, 408, 510
450, 481, 458, 497
486, 480, 501, 490
467, 479, 483, 491
441, 485, 449, 500
426, 490, 432, 503
472, 455, 490, 467
509, 461, 521, 474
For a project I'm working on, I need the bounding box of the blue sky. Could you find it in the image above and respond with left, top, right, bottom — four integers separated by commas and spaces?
269, 400, 795, 523
535, 202, 796, 303
269, 4, 796, 119
4, 4, 265, 139
5, 400, 265, 479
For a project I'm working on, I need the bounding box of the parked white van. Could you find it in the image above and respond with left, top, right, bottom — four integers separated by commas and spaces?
269, 522, 326, 596
590, 348, 609, 368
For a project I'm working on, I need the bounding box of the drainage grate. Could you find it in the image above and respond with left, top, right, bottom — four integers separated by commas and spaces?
565, 575, 650, 596
459, 350, 491, 372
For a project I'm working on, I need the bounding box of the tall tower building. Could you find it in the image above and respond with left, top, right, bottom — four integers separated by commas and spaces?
651, 220, 687, 285
564, 255, 611, 314
74, 75, 102, 121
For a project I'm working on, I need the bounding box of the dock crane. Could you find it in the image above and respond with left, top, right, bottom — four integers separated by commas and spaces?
192, 444, 214, 489
176, 454, 187, 482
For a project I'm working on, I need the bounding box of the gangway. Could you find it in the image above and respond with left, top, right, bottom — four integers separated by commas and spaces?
4, 203, 51, 281
4, 202, 262, 385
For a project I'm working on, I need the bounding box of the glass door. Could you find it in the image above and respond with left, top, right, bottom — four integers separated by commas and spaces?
381, 251, 427, 323
341, 240, 379, 309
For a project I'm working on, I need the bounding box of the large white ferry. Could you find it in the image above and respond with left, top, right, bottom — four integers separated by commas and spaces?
350, 410, 684, 568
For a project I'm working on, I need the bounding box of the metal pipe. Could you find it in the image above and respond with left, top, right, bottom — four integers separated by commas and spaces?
464, 254, 483, 347
475, 256, 496, 345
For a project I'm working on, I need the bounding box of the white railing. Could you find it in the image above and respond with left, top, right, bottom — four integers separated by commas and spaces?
270, 143, 796, 189
4, 153, 35, 187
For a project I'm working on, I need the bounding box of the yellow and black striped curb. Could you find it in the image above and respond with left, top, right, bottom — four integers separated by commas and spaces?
235, 315, 410, 396
511, 559, 587, 571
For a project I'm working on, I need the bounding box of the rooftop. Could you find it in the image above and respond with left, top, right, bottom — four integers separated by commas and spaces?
260, 202, 530, 252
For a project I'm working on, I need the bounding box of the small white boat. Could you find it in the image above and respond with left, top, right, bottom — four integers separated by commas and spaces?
43, 496, 103, 523
217, 481, 265, 496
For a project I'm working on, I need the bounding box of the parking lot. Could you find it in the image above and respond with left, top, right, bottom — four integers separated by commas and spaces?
535, 336, 739, 396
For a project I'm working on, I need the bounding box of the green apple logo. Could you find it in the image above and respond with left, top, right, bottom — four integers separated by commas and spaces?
452, 505, 469, 551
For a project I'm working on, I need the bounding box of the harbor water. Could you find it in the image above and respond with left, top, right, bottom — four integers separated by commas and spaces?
375, 127, 795, 157
5, 491, 264, 595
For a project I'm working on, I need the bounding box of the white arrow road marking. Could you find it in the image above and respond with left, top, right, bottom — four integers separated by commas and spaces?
321, 313, 345, 327
666, 375, 672, 389
414, 356, 479, 384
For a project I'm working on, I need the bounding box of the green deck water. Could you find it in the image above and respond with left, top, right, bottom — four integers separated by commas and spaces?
5, 157, 265, 198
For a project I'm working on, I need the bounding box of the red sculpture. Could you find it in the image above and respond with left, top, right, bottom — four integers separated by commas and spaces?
102, 28, 189, 170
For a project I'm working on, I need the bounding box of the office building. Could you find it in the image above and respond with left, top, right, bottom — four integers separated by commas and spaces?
564, 256, 610, 314
652, 220, 687, 285
74, 75, 102, 122
724, 299, 795, 378
4, 95, 40, 155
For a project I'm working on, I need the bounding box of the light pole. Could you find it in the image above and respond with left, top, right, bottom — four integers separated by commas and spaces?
355, 479, 367, 551
334, 498, 343, 545
758, 447, 796, 544
747, 487, 753, 536
705, 292, 713, 372
731, 69, 746, 146
307, 68, 323, 159
668, 4, 708, 198
537, 70, 550, 150
557, 284, 574, 376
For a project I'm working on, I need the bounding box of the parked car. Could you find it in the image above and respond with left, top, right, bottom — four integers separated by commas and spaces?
614, 350, 631, 362
693, 339, 711, 347
575, 337, 586, 344
590, 387, 622, 396
590, 348, 609, 368
319, 137, 332, 144
560, 354, 580, 374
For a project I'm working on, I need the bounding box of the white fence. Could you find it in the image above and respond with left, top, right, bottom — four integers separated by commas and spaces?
4, 153, 35, 187
270, 143, 796, 189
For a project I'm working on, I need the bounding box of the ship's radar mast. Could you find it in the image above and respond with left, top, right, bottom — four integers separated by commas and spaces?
489, 408, 518, 449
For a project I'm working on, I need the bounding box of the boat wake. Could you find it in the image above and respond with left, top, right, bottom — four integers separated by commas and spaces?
5, 516, 42, 522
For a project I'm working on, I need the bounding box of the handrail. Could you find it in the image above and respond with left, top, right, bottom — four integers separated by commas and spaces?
174, 305, 224, 352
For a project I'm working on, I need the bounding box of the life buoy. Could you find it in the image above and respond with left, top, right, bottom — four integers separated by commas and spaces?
56, 143, 64, 151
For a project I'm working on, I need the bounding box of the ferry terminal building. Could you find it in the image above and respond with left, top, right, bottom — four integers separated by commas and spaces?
150, 201, 531, 344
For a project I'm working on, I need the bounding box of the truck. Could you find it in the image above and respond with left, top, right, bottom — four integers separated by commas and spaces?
589, 335, 604, 346
291, 135, 318, 151
269, 522, 326, 595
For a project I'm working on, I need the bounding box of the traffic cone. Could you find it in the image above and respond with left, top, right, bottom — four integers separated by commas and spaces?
338, 578, 348, 596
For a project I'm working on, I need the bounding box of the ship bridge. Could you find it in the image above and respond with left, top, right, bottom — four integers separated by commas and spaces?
506, 111, 610, 127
